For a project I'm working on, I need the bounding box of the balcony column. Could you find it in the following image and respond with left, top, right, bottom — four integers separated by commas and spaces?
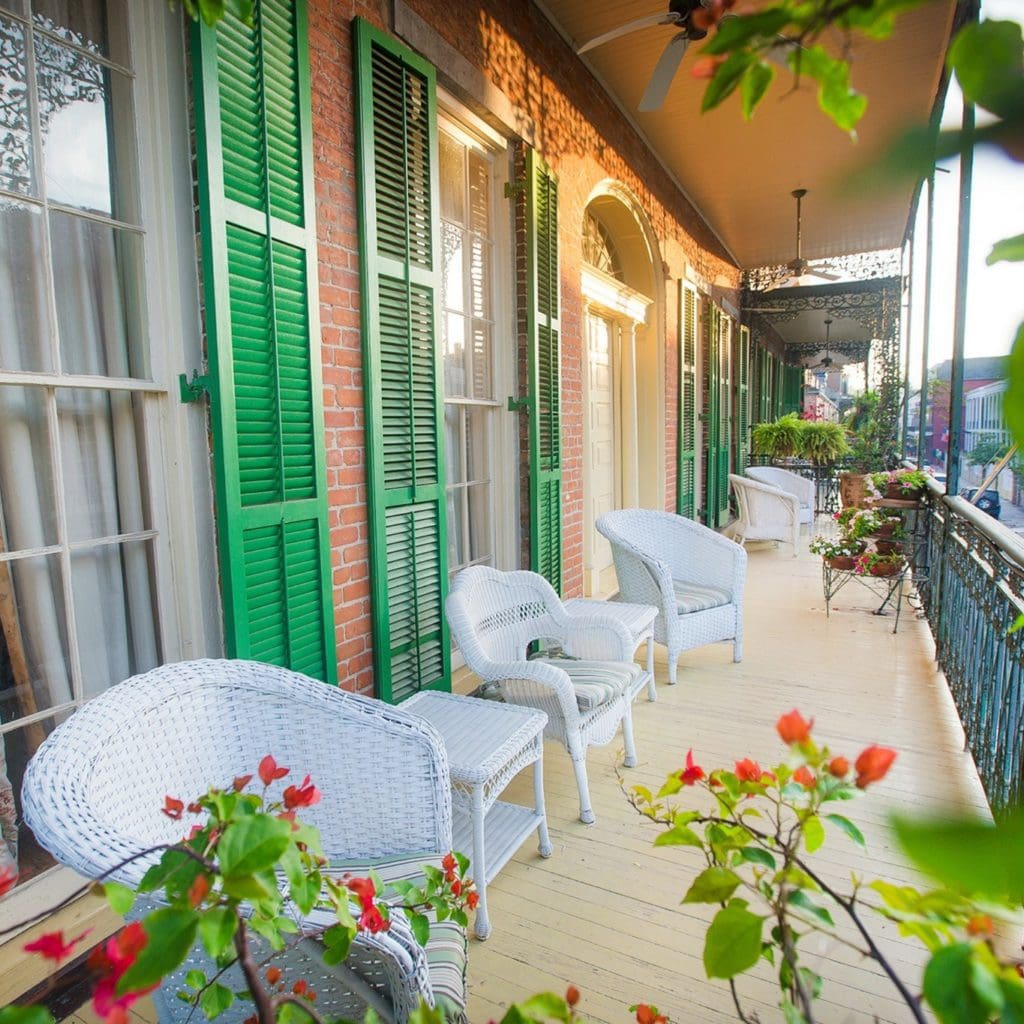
917, 172, 936, 472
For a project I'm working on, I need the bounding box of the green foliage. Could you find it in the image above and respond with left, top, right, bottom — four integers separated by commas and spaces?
704, 903, 764, 978
169, 0, 255, 27
752, 413, 804, 459
800, 420, 851, 464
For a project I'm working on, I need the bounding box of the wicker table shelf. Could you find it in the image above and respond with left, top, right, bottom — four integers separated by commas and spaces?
564, 598, 659, 701
402, 691, 552, 940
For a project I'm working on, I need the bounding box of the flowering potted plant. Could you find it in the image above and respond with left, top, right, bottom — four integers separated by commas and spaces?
808, 535, 864, 570
854, 551, 906, 577
867, 468, 929, 502
835, 507, 886, 542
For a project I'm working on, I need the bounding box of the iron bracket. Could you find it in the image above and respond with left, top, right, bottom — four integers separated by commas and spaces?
179, 369, 211, 404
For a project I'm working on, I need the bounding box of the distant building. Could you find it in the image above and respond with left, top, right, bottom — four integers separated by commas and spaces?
803, 387, 840, 422
961, 380, 1016, 502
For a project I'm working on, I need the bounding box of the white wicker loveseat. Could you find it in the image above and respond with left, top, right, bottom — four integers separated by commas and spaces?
596, 509, 746, 686
21, 659, 467, 1024
446, 566, 644, 825
729, 473, 802, 556
745, 465, 815, 526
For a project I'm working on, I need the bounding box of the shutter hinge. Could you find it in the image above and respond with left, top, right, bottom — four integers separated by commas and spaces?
503, 179, 526, 199
179, 369, 211, 404
507, 395, 532, 412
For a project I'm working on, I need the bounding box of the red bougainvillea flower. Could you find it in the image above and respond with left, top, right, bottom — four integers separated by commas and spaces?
283, 774, 322, 810
187, 801, 202, 814
467, 891, 479, 910
90, 922, 157, 1022
450, 879, 462, 897
0, 861, 18, 898
188, 874, 210, 908
966, 913, 994, 936
828, 756, 850, 778
233, 774, 253, 792
25, 928, 90, 963
680, 749, 705, 785
442, 852, 457, 873
566, 985, 580, 1007
162, 795, 184, 820
346, 876, 376, 910
855, 745, 897, 788
793, 765, 815, 790
734, 758, 762, 782
258, 755, 289, 786
776, 710, 813, 745
690, 54, 727, 79
293, 979, 309, 997
357, 905, 389, 933
266, 966, 282, 986
634, 1004, 668, 1024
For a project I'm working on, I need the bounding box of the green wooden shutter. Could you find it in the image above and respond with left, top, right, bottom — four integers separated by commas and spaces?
782, 365, 804, 416
737, 325, 751, 472
353, 19, 449, 703
716, 311, 732, 528
677, 281, 698, 518
774, 356, 784, 419
193, 1, 335, 682
702, 303, 719, 526
526, 151, 562, 592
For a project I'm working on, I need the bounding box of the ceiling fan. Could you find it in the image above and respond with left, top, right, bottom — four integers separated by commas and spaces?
806, 318, 837, 370
575, 0, 715, 112
767, 189, 842, 290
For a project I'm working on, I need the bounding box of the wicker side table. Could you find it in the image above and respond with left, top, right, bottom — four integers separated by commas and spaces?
402, 691, 552, 939
564, 598, 659, 701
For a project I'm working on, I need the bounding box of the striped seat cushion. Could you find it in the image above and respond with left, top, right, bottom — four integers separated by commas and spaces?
535, 658, 643, 712
672, 580, 731, 615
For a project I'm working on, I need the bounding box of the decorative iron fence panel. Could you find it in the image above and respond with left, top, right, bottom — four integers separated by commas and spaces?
914, 489, 1024, 817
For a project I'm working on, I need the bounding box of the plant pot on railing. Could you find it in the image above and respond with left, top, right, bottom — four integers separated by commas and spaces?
826, 555, 857, 571
839, 473, 870, 509
874, 539, 904, 555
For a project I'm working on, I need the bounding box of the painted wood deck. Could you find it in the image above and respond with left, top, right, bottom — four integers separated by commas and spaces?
6, 529, 989, 1024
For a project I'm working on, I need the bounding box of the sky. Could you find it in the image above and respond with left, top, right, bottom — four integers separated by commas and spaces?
904, 0, 1024, 387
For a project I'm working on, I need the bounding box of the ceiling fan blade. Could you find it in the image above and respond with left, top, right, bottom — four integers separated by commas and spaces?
638, 34, 690, 112
808, 268, 841, 281
576, 11, 684, 54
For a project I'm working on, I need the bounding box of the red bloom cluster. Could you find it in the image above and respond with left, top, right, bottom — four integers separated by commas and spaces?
283, 774, 322, 810
346, 876, 389, 933
635, 1004, 668, 1024
0, 861, 18, 898
24, 928, 90, 964
162, 795, 184, 821
258, 755, 289, 786
776, 710, 813, 745
855, 745, 897, 789
680, 749, 705, 786
89, 922, 157, 1024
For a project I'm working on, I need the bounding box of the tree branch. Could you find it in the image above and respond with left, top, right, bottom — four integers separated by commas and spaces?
232, 915, 277, 1024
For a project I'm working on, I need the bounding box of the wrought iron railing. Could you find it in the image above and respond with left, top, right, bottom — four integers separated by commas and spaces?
912, 480, 1024, 817
748, 456, 845, 514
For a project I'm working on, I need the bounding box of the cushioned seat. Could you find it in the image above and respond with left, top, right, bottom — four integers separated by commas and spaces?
673, 581, 732, 614
533, 658, 644, 712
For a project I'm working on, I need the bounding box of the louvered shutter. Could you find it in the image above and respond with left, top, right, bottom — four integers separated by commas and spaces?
353, 19, 449, 702
526, 151, 562, 592
677, 281, 698, 518
716, 312, 732, 528
192, 1, 335, 682
702, 303, 719, 526
737, 325, 751, 472
783, 365, 804, 415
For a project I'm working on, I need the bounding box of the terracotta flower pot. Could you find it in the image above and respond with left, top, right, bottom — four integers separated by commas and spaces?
839, 473, 870, 508
885, 482, 924, 501
869, 560, 904, 577
874, 521, 899, 537
826, 555, 856, 570
874, 539, 904, 555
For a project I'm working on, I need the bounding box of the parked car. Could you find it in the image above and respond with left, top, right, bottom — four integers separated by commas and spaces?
960, 487, 1001, 519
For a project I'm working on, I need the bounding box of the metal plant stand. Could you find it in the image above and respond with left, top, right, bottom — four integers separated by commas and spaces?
822, 560, 907, 632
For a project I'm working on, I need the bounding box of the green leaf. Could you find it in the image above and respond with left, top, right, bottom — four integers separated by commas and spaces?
654, 824, 703, 848
703, 904, 764, 979
923, 944, 990, 1024
200, 983, 235, 1021
741, 61, 774, 120
138, 848, 194, 894
949, 20, 1024, 117
119, 908, 199, 994
1005, 324, 1024, 453
409, 911, 430, 948
198, 907, 237, 960
683, 866, 742, 904
514, 993, 572, 1022
217, 815, 291, 879
787, 889, 835, 928
0, 1008, 54, 1024
892, 810, 1024, 901
998, 977, 1024, 1024
968, 956, 1004, 1014
701, 9, 792, 54
703, 52, 755, 113
793, 45, 867, 133
736, 846, 776, 869
185, 969, 207, 990
322, 923, 356, 966
221, 875, 272, 901
825, 813, 865, 848
104, 881, 136, 915
802, 815, 825, 854
988, 234, 1024, 265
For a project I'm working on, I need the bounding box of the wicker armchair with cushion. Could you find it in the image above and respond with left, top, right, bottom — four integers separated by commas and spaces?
21, 659, 466, 1024
446, 566, 645, 825
596, 509, 746, 686
745, 465, 815, 526
729, 473, 802, 556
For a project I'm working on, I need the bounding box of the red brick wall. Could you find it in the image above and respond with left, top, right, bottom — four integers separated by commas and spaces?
304, 0, 740, 690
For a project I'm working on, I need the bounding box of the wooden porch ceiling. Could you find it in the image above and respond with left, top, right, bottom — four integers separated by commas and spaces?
535, 0, 959, 271
457, 535, 987, 1023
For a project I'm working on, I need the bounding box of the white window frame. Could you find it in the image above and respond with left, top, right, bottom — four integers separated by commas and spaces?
0, 0, 218, 929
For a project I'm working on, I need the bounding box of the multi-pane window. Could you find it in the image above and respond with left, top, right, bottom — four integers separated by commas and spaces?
440, 124, 499, 575
0, 0, 166, 890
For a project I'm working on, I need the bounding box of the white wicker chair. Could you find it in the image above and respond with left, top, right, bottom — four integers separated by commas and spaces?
446, 566, 644, 825
595, 509, 746, 686
729, 473, 802, 557
746, 466, 815, 525
21, 659, 466, 1024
